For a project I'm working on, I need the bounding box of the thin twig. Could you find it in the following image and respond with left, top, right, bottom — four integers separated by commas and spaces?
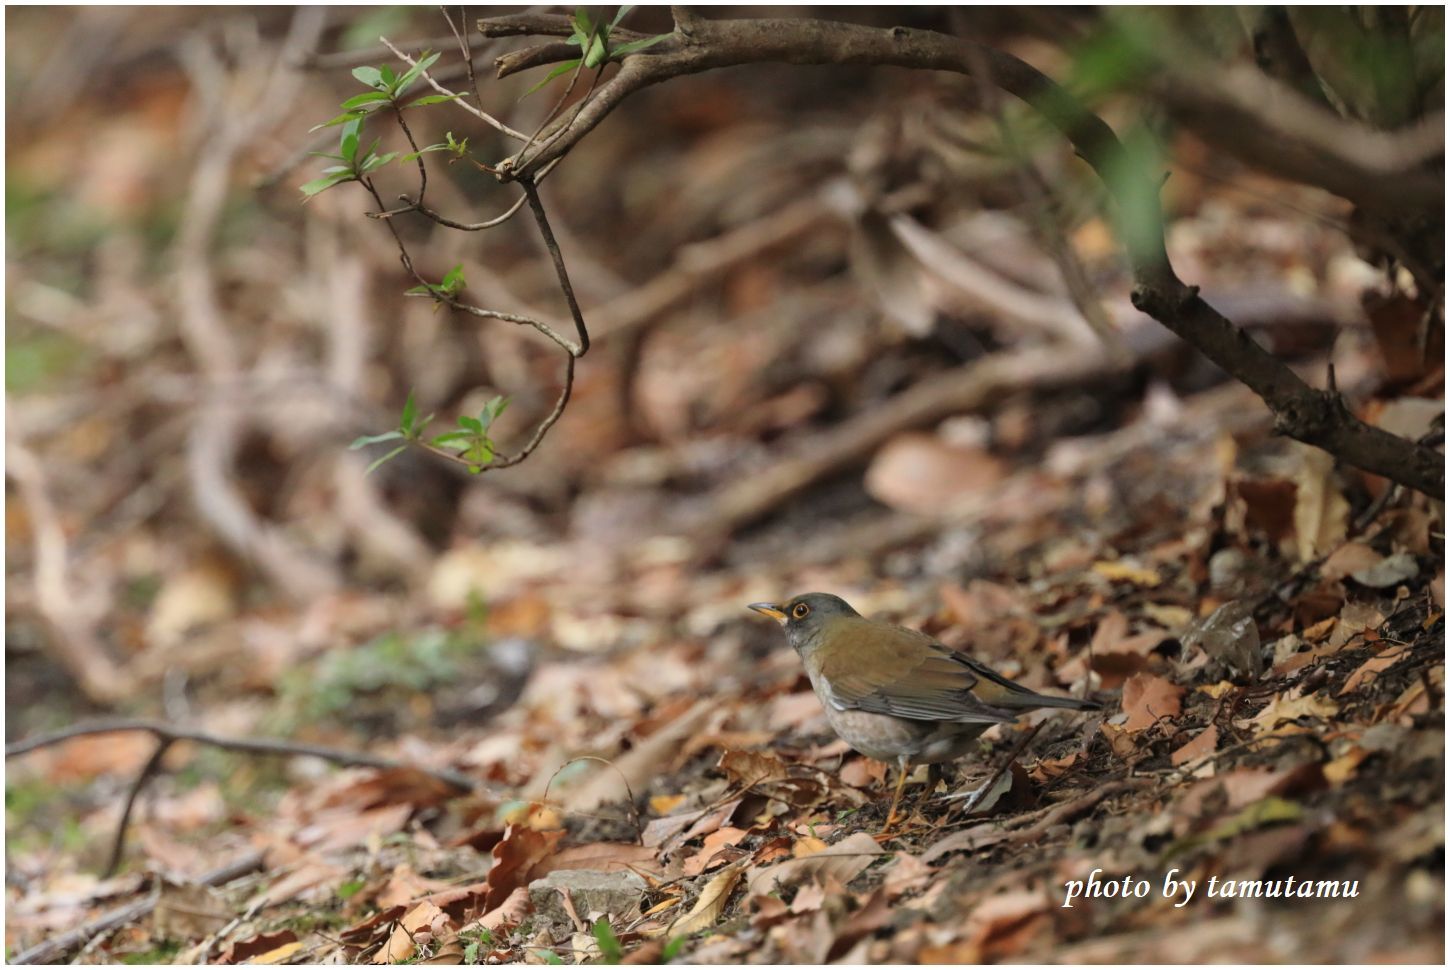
103, 738, 176, 879
6, 718, 483, 793
380, 35, 526, 141
9, 850, 266, 965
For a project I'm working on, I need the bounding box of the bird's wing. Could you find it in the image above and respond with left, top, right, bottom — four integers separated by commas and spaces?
812, 618, 1018, 725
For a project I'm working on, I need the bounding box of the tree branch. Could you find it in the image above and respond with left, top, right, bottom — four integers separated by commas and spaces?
6, 718, 483, 792
477, 10, 1444, 497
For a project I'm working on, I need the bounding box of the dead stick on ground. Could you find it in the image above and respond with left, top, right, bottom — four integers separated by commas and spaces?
10, 850, 266, 965
9, 718, 486, 877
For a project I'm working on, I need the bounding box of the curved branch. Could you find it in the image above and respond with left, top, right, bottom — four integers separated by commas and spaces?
477, 10, 1443, 497
6, 718, 482, 792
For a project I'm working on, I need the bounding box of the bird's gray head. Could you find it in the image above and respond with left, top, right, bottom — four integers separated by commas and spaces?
748, 592, 860, 651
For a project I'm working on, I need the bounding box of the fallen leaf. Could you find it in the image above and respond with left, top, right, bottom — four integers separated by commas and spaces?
1323, 747, 1370, 785
1293, 444, 1349, 562
1171, 724, 1219, 766
864, 432, 1008, 514
1321, 542, 1384, 581
1339, 644, 1412, 695
483, 825, 565, 911
668, 861, 746, 936
1092, 560, 1162, 587
1121, 673, 1184, 732
221, 930, 300, 964
746, 832, 885, 895
539, 842, 660, 877
1351, 551, 1420, 588
375, 900, 446, 964
649, 794, 686, 815
1246, 689, 1340, 731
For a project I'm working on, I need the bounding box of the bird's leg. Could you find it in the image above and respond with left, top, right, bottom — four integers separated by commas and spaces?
879, 757, 912, 835
925, 763, 944, 798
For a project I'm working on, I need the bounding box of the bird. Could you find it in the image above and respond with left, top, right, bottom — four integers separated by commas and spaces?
749, 592, 1101, 832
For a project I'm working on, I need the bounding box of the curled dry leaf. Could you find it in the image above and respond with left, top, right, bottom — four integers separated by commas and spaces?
745, 832, 885, 896
1245, 689, 1340, 731
1171, 724, 1220, 767
1339, 644, 1412, 695
1121, 673, 1184, 732
668, 860, 747, 936
375, 900, 446, 964
483, 825, 565, 911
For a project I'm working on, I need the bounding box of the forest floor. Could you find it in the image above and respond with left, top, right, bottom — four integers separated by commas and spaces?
5, 6, 1444, 965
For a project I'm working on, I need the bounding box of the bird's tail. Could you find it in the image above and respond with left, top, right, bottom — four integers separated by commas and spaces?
1023, 692, 1103, 712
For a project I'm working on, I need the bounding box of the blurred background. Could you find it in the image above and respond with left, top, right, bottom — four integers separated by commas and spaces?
5, 6, 1443, 962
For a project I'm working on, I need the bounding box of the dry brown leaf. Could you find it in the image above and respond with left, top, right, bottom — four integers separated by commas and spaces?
1028, 751, 1081, 783
1323, 747, 1370, 785
1321, 542, 1385, 581
1121, 673, 1184, 732
221, 930, 301, 965
682, 827, 750, 877
864, 432, 1008, 514
1339, 644, 1412, 695
1246, 689, 1340, 731
1092, 560, 1162, 587
375, 900, 446, 964
648, 794, 686, 815
483, 825, 565, 911
1293, 444, 1349, 562
668, 861, 746, 936
1171, 724, 1220, 766
253, 941, 305, 965
153, 880, 230, 941
539, 842, 660, 877
746, 832, 885, 895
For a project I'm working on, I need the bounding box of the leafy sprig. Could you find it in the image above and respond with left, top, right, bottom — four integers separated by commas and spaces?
349, 391, 511, 476
525, 6, 671, 95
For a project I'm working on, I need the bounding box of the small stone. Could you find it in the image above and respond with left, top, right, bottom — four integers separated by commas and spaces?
527, 869, 648, 927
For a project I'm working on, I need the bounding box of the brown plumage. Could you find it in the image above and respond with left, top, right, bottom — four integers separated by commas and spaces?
750, 592, 1101, 832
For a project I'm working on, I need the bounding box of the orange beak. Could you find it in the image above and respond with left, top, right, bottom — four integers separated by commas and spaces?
748, 602, 788, 623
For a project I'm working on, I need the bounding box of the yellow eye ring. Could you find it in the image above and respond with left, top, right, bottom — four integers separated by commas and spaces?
791, 603, 811, 619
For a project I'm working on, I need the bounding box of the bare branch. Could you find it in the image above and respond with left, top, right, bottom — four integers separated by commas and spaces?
6, 718, 483, 792
477, 10, 1444, 497
379, 35, 527, 141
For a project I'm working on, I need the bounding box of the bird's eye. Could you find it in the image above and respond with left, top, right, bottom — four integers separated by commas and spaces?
792, 603, 811, 619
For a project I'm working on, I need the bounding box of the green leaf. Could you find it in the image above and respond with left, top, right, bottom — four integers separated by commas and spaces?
405, 93, 463, 108
400, 391, 417, 433
300, 172, 353, 198
364, 445, 408, 476
352, 65, 384, 88
402, 142, 449, 161
610, 5, 634, 28
339, 117, 364, 163
430, 431, 473, 447
573, 7, 594, 35
441, 263, 465, 289
458, 415, 484, 434
394, 50, 441, 96
350, 430, 405, 449
340, 90, 392, 110
380, 64, 398, 88
661, 937, 687, 961
583, 33, 607, 68
609, 32, 670, 58
360, 151, 399, 173
592, 920, 622, 964
309, 111, 365, 133
337, 878, 366, 900
524, 59, 581, 96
